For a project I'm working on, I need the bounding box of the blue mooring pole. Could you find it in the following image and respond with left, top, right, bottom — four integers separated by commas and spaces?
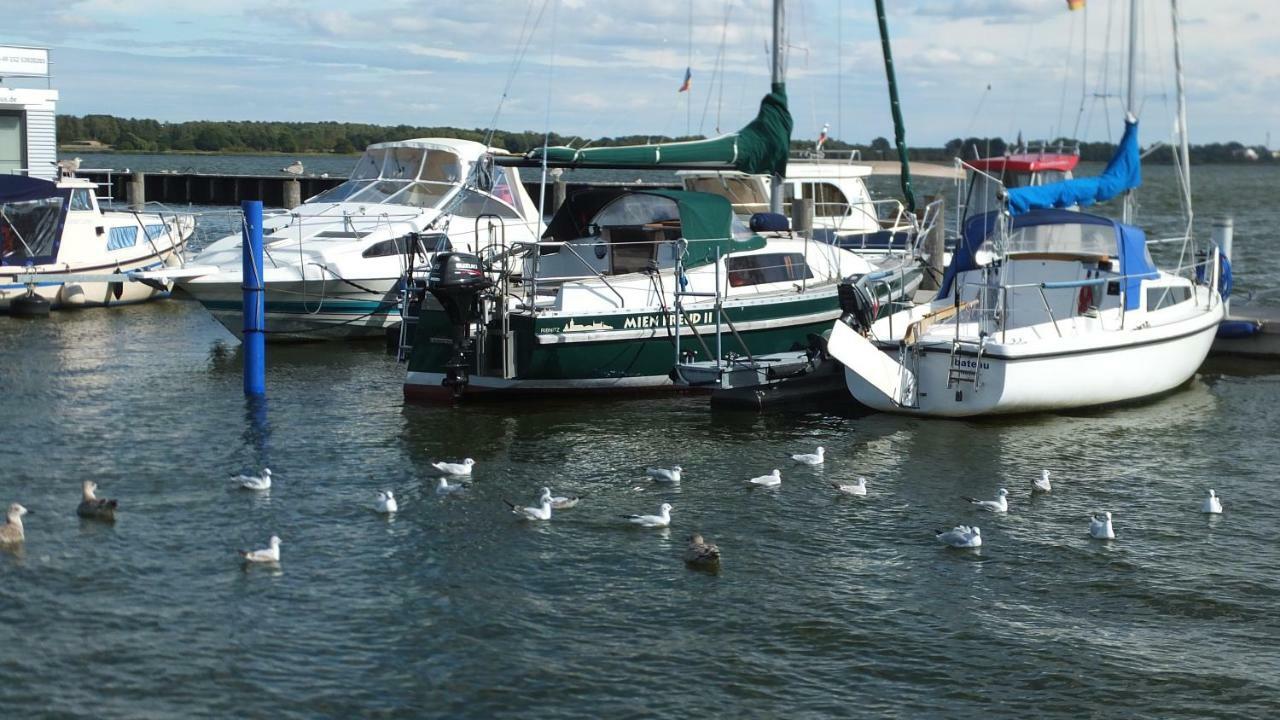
241, 200, 266, 396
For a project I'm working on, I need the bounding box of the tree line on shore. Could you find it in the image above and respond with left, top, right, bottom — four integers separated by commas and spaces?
56, 114, 1274, 164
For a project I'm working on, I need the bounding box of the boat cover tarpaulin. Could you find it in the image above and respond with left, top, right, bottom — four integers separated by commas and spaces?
938, 209, 1158, 311
0, 175, 70, 266
527, 84, 793, 177
1005, 119, 1141, 215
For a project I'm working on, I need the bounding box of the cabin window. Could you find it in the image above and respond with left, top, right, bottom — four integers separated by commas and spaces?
1146, 285, 1191, 311
361, 233, 449, 258
69, 189, 94, 211
683, 176, 768, 215
143, 224, 169, 241
593, 194, 679, 228
420, 150, 462, 183
1005, 223, 1115, 258
394, 182, 453, 209
309, 180, 372, 204
351, 149, 388, 180
107, 226, 138, 251
726, 252, 813, 287
385, 147, 425, 180
804, 182, 850, 218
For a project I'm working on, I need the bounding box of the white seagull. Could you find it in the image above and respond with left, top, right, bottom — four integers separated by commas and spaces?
432, 458, 474, 476
539, 487, 582, 510
962, 488, 1009, 512
0, 503, 31, 545
1200, 489, 1223, 514
375, 490, 398, 514
281, 160, 304, 175
233, 468, 272, 491
792, 446, 825, 465
749, 469, 782, 488
646, 466, 682, 483
1089, 511, 1116, 540
239, 535, 281, 563
1033, 470, 1052, 493
504, 497, 552, 521
436, 477, 467, 495
936, 525, 981, 548
831, 477, 867, 496
622, 503, 672, 528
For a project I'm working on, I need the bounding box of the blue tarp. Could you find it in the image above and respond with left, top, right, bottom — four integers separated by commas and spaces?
937, 209, 1158, 311
1006, 120, 1141, 215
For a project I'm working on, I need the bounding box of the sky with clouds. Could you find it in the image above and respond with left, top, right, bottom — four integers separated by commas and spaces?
3, 0, 1276, 146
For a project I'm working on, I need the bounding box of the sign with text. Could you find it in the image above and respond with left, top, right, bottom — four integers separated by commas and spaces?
0, 46, 49, 77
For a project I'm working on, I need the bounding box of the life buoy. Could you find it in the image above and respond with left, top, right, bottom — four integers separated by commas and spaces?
1077, 283, 1094, 315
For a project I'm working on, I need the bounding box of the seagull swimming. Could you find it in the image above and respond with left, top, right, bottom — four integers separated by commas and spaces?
233, 468, 272, 491
1089, 511, 1116, 540
0, 503, 31, 545
375, 490, 398, 514
77, 480, 118, 522
432, 459, 474, 476
436, 477, 467, 495
622, 503, 672, 528
646, 466, 682, 483
281, 160, 304, 175
504, 497, 552, 521
936, 525, 981, 548
792, 446, 825, 466
962, 488, 1009, 512
684, 534, 721, 567
749, 469, 782, 488
1033, 470, 1052, 493
539, 487, 582, 510
239, 535, 281, 563
1201, 489, 1223, 514
831, 477, 867, 496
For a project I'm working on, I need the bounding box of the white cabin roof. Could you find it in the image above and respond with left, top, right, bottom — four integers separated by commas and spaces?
364, 137, 505, 163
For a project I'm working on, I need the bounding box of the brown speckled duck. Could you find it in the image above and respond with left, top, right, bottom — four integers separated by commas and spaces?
77, 481, 118, 522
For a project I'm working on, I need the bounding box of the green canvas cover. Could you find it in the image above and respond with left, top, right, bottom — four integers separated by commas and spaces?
644, 189, 766, 265
528, 84, 792, 177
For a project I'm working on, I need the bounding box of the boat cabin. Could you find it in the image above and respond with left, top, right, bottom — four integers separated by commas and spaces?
303, 139, 534, 221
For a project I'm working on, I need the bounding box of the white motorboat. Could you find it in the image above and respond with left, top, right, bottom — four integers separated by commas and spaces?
179, 138, 540, 341
0, 174, 193, 311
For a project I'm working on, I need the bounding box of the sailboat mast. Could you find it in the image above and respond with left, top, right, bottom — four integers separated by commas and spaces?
1122, 0, 1140, 224
1170, 0, 1192, 224
874, 0, 916, 213
770, 0, 784, 215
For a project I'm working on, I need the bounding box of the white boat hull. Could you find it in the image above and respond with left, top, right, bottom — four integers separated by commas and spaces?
180, 273, 401, 341
0, 245, 186, 310
840, 301, 1224, 416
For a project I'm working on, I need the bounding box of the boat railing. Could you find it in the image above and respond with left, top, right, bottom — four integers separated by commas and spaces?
790, 149, 862, 163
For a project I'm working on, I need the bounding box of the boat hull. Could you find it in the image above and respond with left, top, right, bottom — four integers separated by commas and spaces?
181, 275, 401, 341
844, 304, 1224, 417
0, 246, 186, 311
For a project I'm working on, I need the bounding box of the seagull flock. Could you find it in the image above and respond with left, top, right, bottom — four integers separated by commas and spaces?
0, 448, 1229, 569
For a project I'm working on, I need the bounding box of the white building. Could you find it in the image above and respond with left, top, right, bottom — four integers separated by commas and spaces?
0, 45, 57, 181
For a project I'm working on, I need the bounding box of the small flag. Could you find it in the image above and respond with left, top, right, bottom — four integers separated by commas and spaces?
816, 123, 830, 151
1066, 0, 1085, 10
678, 67, 692, 93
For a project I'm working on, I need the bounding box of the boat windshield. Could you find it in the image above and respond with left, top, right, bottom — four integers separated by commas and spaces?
0, 196, 63, 265
1004, 222, 1115, 258
308, 146, 468, 208
683, 175, 768, 215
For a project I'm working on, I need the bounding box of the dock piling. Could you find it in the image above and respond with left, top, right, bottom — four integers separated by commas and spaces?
1212, 216, 1233, 314
283, 179, 301, 210
127, 172, 145, 211
241, 200, 266, 396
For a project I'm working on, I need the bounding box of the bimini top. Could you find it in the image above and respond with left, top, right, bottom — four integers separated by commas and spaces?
543, 188, 765, 267
526, 84, 793, 177
965, 153, 1079, 174
938, 208, 1158, 311
0, 175, 71, 266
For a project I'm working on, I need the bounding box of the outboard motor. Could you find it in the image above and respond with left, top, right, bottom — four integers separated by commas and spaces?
837, 282, 877, 334
426, 252, 492, 397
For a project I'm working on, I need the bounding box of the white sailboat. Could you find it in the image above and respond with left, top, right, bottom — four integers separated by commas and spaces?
826, 0, 1225, 417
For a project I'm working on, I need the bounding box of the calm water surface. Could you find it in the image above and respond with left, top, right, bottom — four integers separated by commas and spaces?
2, 162, 1278, 718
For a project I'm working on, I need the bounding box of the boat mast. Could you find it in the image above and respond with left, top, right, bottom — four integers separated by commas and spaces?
1170, 0, 1192, 232
874, 0, 917, 213
769, 0, 784, 215
1122, 0, 1139, 224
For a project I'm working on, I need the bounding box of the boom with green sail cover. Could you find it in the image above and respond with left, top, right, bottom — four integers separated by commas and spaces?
526, 84, 793, 177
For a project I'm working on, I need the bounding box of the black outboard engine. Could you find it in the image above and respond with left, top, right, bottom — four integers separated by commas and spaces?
837, 282, 877, 334
426, 252, 492, 397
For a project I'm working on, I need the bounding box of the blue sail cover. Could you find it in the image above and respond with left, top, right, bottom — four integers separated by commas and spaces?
1005, 120, 1141, 215
937, 209, 1158, 311
0, 175, 71, 266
